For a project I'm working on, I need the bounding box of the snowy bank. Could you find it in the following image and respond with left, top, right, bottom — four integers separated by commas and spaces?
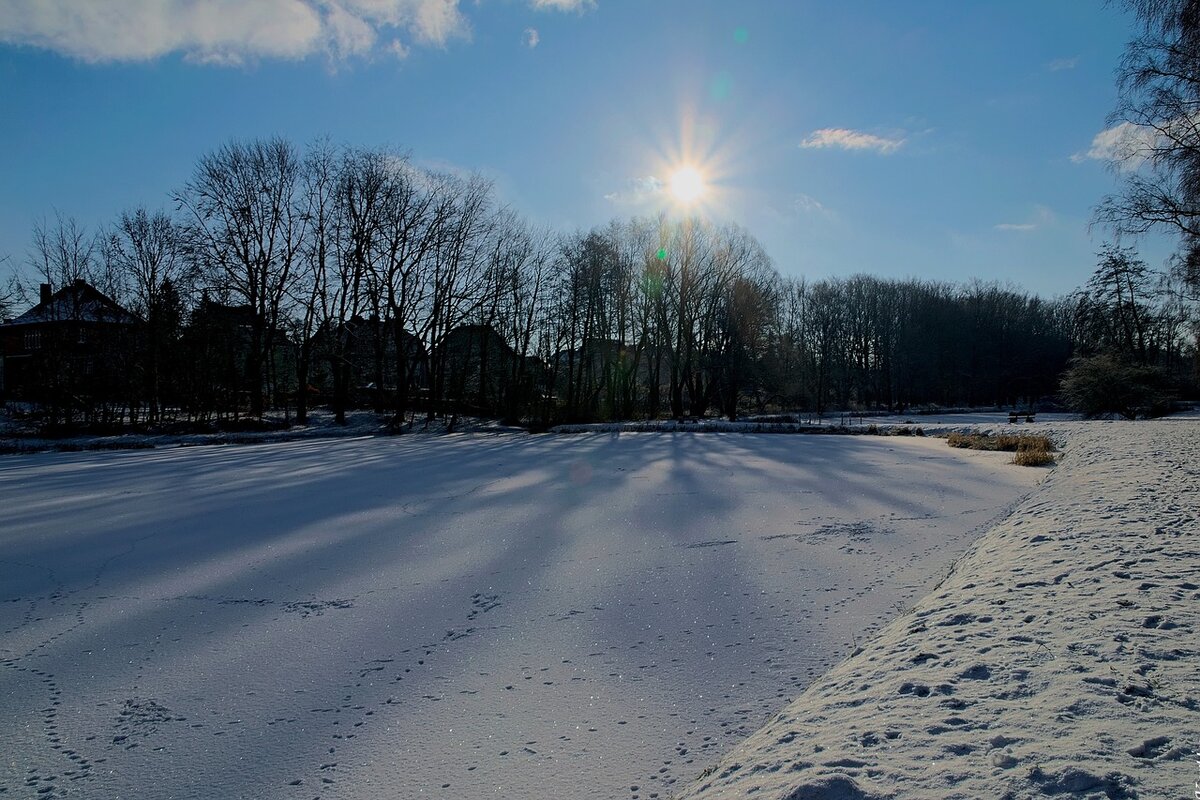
676, 419, 1200, 800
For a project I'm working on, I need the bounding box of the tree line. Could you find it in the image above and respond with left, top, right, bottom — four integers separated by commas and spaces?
2, 136, 1196, 431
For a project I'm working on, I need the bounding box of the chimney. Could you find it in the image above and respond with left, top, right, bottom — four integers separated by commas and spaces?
39, 283, 51, 305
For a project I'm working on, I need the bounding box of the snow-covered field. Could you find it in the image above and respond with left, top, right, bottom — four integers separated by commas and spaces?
678, 418, 1200, 800
0, 432, 1038, 799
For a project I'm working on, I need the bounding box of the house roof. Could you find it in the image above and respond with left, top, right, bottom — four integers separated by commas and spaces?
3, 280, 137, 327
191, 298, 257, 327
438, 323, 517, 355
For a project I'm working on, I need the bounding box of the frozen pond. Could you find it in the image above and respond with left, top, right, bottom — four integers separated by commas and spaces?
0, 432, 1039, 799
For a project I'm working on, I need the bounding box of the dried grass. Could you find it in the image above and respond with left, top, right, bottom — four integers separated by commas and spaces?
1013, 449, 1056, 467
947, 432, 1053, 452
947, 432, 1055, 466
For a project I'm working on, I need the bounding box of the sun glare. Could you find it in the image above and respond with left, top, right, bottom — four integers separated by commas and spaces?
669, 166, 706, 205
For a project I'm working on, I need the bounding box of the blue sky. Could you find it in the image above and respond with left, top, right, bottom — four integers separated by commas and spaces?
0, 0, 1178, 296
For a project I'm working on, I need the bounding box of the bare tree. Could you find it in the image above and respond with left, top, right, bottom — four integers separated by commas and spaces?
175, 138, 307, 417
291, 138, 339, 425
376, 155, 450, 422
319, 147, 387, 423
104, 207, 189, 422
0, 254, 18, 322
496, 220, 555, 421
418, 172, 495, 423
24, 213, 100, 423
712, 251, 778, 419
29, 211, 97, 294
1099, 2, 1200, 262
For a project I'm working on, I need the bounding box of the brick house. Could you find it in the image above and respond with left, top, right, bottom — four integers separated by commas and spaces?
0, 280, 138, 405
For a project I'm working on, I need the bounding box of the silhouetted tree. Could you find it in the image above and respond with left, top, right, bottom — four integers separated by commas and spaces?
176, 137, 307, 417
104, 207, 189, 423
1061, 352, 1173, 418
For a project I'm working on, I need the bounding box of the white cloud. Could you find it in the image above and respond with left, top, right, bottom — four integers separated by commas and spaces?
387, 38, 411, 59
324, 3, 377, 58
0, 0, 470, 64
604, 175, 664, 205
793, 193, 828, 215
530, 0, 596, 11
1071, 121, 1160, 169
800, 128, 905, 155
994, 205, 1055, 232
1048, 56, 1078, 71
523, 27, 540, 48
402, 0, 467, 46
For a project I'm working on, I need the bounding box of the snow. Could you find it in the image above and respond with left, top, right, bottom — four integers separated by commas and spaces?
0, 410, 521, 454
0, 431, 1038, 799
550, 411, 1081, 438
0, 408, 1080, 455
676, 417, 1200, 800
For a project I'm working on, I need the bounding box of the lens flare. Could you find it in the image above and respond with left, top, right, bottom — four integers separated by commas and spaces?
669, 166, 705, 204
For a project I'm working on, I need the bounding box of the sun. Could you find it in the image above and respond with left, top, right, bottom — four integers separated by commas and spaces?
668, 166, 706, 205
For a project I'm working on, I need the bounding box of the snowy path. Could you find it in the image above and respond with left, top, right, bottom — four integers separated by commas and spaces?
0, 433, 1037, 800
677, 419, 1200, 800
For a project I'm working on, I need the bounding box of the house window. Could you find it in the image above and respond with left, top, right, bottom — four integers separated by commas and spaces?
24, 330, 41, 351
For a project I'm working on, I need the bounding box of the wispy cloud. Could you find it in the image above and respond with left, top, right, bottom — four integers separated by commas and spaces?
994, 205, 1055, 232
800, 128, 905, 155
522, 27, 539, 48
604, 175, 664, 205
1071, 121, 1160, 169
793, 193, 830, 216
530, 0, 596, 10
0, 0, 471, 64
387, 37, 411, 59
1048, 56, 1078, 71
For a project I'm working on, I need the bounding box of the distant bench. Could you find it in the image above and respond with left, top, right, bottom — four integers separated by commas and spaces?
1008, 411, 1036, 423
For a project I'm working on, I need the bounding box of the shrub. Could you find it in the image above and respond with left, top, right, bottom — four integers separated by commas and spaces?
890, 426, 925, 437
1059, 354, 1174, 419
